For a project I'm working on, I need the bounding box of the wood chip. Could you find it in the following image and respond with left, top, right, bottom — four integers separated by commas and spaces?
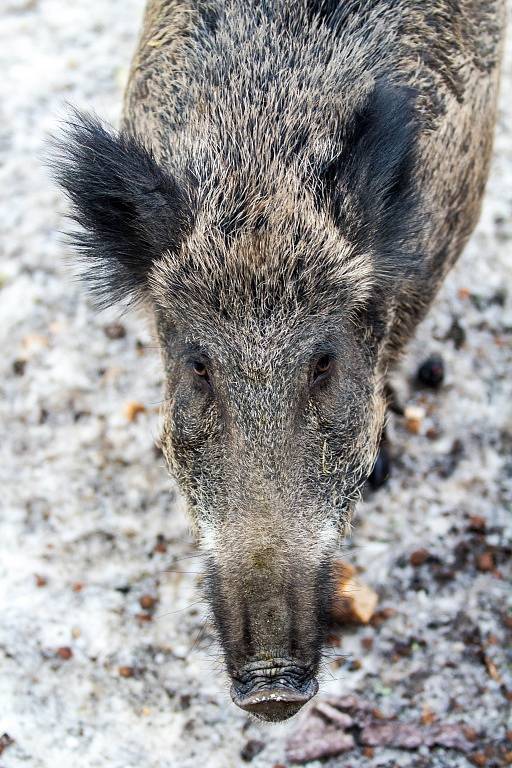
405, 404, 425, 434
123, 401, 146, 422
332, 562, 378, 625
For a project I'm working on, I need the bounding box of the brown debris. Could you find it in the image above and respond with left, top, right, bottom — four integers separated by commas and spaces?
123, 401, 146, 422
118, 666, 135, 678
286, 713, 355, 765
103, 322, 126, 340
139, 594, 157, 611
56, 646, 73, 660
240, 739, 265, 762
410, 548, 430, 567
0, 733, 15, 755
476, 551, 495, 572
286, 695, 475, 764
468, 515, 487, 532
404, 404, 425, 434
35, 574, 47, 587
361, 721, 473, 751
332, 562, 378, 625
484, 656, 501, 682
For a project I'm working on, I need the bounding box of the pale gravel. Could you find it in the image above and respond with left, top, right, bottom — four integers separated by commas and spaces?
0, 2, 511, 767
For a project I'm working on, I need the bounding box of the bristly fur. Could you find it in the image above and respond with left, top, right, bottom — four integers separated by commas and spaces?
52, 0, 504, 722
51, 111, 194, 307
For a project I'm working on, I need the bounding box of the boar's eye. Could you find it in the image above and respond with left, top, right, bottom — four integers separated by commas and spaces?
312, 354, 333, 384
192, 360, 210, 384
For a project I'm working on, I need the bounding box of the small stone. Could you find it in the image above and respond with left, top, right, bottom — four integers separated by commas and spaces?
35, 574, 47, 587
119, 666, 135, 678
136, 612, 153, 623
417, 354, 445, 388
240, 739, 265, 762
12, 359, 26, 376
471, 753, 487, 767
410, 548, 430, 567
104, 322, 126, 339
139, 594, 157, 611
476, 552, 494, 572
463, 727, 479, 742
363, 747, 375, 758
426, 426, 440, 440
445, 316, 466, 349
124, 401, 146, 421
503, 751, 512, 765
56, 646, 73, 660
72, 582, 84, 592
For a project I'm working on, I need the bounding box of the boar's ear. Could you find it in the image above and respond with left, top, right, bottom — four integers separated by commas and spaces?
321, 79, 422, 273
52, 112, 192, 307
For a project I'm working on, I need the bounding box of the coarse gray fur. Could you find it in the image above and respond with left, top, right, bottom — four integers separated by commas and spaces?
55, 0, 505, 720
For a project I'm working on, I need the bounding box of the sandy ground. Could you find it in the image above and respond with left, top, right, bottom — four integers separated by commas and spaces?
0, 2, 511, 767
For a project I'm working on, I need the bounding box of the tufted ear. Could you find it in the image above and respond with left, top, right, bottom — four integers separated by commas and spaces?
52, 112, 193, 307
320, 79, 423, 276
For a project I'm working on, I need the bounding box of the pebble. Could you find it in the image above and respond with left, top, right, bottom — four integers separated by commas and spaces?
417, 354, 445, 388
240, 739, 265, 762
410, 549, 430, 567
56, 647, 73, 660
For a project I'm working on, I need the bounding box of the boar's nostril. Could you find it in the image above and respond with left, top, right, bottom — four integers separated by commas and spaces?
230, 660, 318, 722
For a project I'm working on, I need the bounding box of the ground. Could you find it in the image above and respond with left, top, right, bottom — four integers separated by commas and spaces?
0, 2, 511, 767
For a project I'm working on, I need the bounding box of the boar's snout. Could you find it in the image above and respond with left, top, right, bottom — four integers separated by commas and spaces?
230, 658, 318, 721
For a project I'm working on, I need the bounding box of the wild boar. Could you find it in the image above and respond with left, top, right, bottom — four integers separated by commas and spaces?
54, 0, 504, 721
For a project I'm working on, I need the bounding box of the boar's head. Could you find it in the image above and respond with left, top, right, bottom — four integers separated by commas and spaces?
54, 81, 420, 721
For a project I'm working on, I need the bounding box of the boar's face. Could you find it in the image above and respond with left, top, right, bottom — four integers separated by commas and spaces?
53, 82, 419, 720
151, 228, 386, 721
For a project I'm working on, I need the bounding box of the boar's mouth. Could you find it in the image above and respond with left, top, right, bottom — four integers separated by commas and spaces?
230, 657, 319, 722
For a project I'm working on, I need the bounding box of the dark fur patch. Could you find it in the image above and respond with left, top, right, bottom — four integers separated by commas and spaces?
318, 78, 423, 279
51, 111, 194, 307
